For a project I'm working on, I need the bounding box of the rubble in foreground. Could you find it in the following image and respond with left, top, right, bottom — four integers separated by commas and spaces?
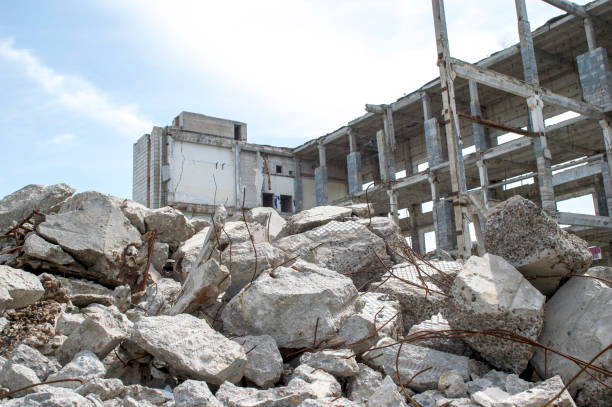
0, 183, 609, 406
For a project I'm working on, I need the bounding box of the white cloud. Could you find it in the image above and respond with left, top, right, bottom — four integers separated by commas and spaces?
0, 38, 152, 139
100, 0, 572, 141
48, 133, 76, 145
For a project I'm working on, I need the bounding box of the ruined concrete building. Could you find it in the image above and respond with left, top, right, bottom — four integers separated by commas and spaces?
133, 0, 612, 261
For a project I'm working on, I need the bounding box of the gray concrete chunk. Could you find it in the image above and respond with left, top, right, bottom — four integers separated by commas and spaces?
222, 259, 360, 348
485, 196, 592, 295
0, 265, 45, 309
443, 254, 545, 374
130, 314, 246, 385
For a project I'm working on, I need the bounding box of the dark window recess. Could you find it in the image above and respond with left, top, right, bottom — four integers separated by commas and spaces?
262, 193, 274, 208
234, 124, 241, 141
280, 195, 292, 213
276, 165, 282, 174
289, 170, 293, 175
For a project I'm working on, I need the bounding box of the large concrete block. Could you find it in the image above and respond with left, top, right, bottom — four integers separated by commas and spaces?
485, 196, 592, 295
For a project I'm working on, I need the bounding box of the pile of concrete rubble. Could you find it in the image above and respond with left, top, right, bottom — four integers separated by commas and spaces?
0, 184, 609, 407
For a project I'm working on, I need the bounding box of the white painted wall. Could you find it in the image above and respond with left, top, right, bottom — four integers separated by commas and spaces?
167, 138, 236, 206
302, 178, 316, 209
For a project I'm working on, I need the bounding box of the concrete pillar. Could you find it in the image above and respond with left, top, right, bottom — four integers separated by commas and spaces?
594, 175, 609, 217
315, 143, 328, 206
584, 17, 597, 51
600, 136, 612, 214
233, 144, 242, 208
577, 48, 612, 109
348, 128, 357, 153
376, 129, 390, 182
429, 174, 456, 252
469, 80, 491, 217
294, 156, 303, 212
515, 0, 556, 214
409, 204, 421, 254
347, 129, 362, 195
388, 189, 399, 225
422, 93, 444, 167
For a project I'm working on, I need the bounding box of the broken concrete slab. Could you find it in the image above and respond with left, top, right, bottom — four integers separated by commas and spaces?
346, 362, 384, 404
75, 377, 124, 401
169, 257, 230, 315
374, 264, 446, 332
364, 337, 470, 392
47, 350, 106, 389
356, 216, 406, 262
233, 334, 283, 389
23, 233, 76, 266
502, 375, 576, 407
289, 364, 343, 399
56, 276, 115, 307
130, 314, 246, 385
218, 220, 267, 250
408, 313, 471, 356
346, 203, 374, 218
151, 242, 169, 273
443, 254, 545, 374
471, 387, 511, 407
485, 196, 592, 295
222, 259, 360, 348
304, 220, 390, 289
299, 349, 359, 378
215, 364, 342, 407
339, 292, 403, 355
7, 344, 60, 381
36, 191, 142, 286
273, 233, 317, 264
117, 199, 150, 234
298, 397, 361, 406
143, 206, 195, 249
368, 376, 409, 407
391, 260, 463, 294
0, 386, 98, 407
172, 227, 210, 281
280, 205, 352, 236
246, 207, 286, 241
0, 265, 45, 309
173, 379, 222, 407
223, 240, 288, 300
57, 304, 133, 365
133, 277, 181, 316
0, 183, 74, 234
0, 362, 40, 395
439, 370, 468, 398
532, 272, 611, 406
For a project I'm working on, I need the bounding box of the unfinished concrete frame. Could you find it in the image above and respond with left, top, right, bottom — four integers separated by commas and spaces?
292, 0, 612, 259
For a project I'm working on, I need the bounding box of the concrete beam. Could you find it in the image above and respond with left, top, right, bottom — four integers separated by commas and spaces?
557, 212, 612, 228
541, 0, 588, 18
450, 58, 603, 119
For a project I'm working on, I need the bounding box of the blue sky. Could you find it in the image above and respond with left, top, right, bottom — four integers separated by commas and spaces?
0, 0, 586, 200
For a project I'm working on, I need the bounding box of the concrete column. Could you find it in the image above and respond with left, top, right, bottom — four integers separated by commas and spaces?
515, 0, 556, 214
388, 189, 399, 225
381, 108, 397, 181
429, 174, 456, 252
315, 143, 328, 206
528, 95, 556, 214
348, 128, 357, 153
469, 81, 491, 212
376, 129, 390, 182
584, 17, 597, 51
294, 156, 303, 212
600, 123, 612, 213
577, 48, 612, 109
422, 93, 444, 167
233, 144, 242, 208
594, 174, 609, 217
409, 204, 421, 254
347, 129, 362, 195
